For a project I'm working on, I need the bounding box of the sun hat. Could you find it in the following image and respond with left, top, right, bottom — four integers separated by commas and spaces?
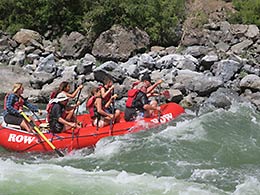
50, 92, 69, 103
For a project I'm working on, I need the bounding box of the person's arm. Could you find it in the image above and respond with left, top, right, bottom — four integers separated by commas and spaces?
101, 85, 114, 100
64, 85, 83, 98
147, 80, 163, 94
6, 94, 20, 116
24, 99, 39, 113
140, 93, 160, 111
104, 94, 117, 108
58, 117, 77, 128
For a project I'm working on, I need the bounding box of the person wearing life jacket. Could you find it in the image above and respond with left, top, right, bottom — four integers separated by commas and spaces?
86, 86, 119, 128
134, 73, 163, 97
46, 81, 83, 122
100, 77, 121, 124
124, 74, 161, 121
3, 83, 41, 132
49, 93, 81, 133
100, 77, 121, 120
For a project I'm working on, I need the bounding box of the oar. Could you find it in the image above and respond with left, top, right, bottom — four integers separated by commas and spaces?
71, 88, 82, 140
75, 88, 82, 117
158, 84, 161, 123
23, 105, 42, 123
109, 91, 116, 136
20, 111, 64, 157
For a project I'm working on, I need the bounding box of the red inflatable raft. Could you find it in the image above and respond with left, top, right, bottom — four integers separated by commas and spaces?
0, 103, 184, 154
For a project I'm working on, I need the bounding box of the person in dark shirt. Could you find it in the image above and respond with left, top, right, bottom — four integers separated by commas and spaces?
49, 93, 81, 133
3, 82, 40, 132
124, 83, 161, 122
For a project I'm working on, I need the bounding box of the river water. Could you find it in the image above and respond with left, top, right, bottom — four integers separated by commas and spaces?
0, 102, 260, 195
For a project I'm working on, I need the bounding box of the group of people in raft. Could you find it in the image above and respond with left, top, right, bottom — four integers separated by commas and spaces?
3, 73, 163, 133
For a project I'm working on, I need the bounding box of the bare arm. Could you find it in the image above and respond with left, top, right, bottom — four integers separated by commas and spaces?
64, 85, 83, 98
58, 117, 77, 128
147, 80, 163, 94
101, 85, 114, 100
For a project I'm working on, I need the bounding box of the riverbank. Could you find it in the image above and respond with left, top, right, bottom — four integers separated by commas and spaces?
1, 19, 260, 114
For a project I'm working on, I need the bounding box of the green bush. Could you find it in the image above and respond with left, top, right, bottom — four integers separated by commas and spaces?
229, 0, 260, 27
83, 0, 185, 46
0, 0, 185, 46
0, 0, 85, 37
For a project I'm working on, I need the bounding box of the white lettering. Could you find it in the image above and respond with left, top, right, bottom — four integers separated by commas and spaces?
151, 118, 159, 123
8, 134, 16, 142
23, 136, 35, 144
16, 135, 23, 143
150, 113, 173, 124
160, 117, 166, 123
8, 134, 35, 144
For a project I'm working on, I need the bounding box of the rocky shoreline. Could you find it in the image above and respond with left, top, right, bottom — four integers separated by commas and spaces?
0, 21, 260, 114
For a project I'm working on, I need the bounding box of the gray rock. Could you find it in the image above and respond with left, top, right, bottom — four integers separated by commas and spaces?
92, 25, 149, 61
60, 31, 91, 59
240, 74, 260, 91
211, 59, 243, 82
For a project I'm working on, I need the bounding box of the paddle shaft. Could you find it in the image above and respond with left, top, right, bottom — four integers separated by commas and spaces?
109, 90, 115, 135
158, 85, 161, 123
20, 112, 64, 157
23, 105, 42, 123
75, 88, 82, 116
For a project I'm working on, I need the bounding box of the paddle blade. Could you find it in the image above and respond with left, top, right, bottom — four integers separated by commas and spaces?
55, 149, 65, 157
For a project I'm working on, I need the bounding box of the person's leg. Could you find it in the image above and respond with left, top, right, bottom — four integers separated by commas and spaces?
114, 109, 121, 123
20, 120, 33, 133
149, 100, 158, 117
65, 109, 75, 121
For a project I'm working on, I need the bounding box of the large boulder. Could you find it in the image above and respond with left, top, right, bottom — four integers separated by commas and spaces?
59, 31, 91, 59
13, 29, 42, 45
92, 25, 150, 61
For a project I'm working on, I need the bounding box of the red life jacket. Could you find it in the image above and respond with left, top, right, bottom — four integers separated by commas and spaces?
125, 89, 140, 108
4, 93, 24, 111
50, 91, 58, 99
46, 103, 54, 122
86, 96, 96, 119
45, 91, 57, 122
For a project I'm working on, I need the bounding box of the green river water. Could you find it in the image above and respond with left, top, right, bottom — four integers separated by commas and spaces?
0, 102, 260, 195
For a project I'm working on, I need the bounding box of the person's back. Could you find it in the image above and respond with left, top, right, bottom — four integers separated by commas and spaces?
124, 75, 161, 121
49, 93, 80, 133
49, 102, 65, 133
124, 87, 148, 121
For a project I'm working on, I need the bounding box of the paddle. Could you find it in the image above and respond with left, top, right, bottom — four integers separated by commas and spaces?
71, 87, 82, 142
75, 88, 82, 117
109, 91, 115, 136
158, 84, 161, 123
23, 105, 42, 123
20, 111, 64, 157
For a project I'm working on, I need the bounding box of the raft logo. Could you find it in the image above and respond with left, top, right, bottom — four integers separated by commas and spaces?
150, 113, 173, 124
8, 134, 35, 144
